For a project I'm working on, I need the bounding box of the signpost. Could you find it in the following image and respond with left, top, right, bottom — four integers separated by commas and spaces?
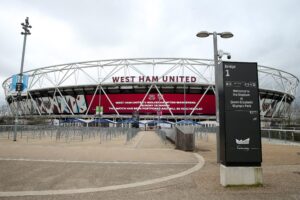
216, 61, 263, 186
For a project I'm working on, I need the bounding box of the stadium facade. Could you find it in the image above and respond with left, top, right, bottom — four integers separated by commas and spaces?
2, 58, 299, 121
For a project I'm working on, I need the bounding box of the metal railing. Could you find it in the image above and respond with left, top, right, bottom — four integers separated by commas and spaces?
0, 125, 140, 144
193, 126, 300, 144
155, 129, 167, 144
261, 128, 300, 143
194, 126, 216, 141
2, 125, 299, 146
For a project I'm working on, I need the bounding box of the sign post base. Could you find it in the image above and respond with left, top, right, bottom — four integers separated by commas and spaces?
220, 164, 263, 186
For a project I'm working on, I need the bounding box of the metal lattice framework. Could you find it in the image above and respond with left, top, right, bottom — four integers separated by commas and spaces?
2, 58, 299, 119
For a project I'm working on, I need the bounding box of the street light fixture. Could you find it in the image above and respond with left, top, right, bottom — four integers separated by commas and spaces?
220, 32, 234, 38
196, 31, 233, 38
13, 17, 32, 141
196, 31, 210, 38
196, 31, 233, 67
196, 30, 233, 162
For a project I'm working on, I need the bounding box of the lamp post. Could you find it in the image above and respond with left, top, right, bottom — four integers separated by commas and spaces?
13, 17, 32, 141
196, 31, 233, 162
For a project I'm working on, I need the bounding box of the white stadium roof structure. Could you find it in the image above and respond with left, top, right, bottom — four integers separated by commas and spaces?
2, 58, 299, 121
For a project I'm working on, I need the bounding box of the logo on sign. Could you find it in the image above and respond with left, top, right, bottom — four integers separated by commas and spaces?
235, 138, 250, 145
148, 94, 155, 100
235, 138, 250, 151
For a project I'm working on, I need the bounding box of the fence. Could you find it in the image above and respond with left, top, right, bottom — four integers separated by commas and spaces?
261, 128, 300, 143
194, 126, 300, 143
193, 126, 300, 144
155, 129, 167, 144
2, 125, 298, 145
194, 126, 217, 142
0, 125, 140, 144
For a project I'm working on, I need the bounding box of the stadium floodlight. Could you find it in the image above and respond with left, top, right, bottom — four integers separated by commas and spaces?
13, 17, 32, 142
196, 30, 233, 163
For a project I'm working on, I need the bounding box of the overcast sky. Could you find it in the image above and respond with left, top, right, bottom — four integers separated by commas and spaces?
1, 0, 300, 104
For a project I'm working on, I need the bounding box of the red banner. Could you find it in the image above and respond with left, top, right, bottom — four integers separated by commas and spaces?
85, 93, 215, 115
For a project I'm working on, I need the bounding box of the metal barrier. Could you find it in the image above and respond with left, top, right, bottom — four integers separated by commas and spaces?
155, 129, 167, 144
193, 126, 300, 144
261, 128, 300, 143
194, 126, 216, 142
3, 125, 298, 145
0, 125, 140, 144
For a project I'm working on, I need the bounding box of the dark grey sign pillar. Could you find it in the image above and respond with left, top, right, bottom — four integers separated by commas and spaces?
216, 61, 263, 186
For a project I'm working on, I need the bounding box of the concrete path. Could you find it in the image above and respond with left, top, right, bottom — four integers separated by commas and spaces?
0, 154, 204, 197
0, 131, 299, 200
134, 131, 172, 149
0, 131, 204, 198
0, 131, 195, 164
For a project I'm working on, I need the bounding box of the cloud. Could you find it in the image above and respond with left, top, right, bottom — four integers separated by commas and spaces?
1, 0, 300, 103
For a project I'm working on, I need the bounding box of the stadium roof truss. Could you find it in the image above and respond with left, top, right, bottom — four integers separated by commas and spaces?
2, 58, 299, 119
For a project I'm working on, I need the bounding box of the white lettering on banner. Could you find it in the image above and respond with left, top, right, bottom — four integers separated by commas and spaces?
109, 107, 203, 111
112, 76, 197, 83
106, 98, 202, 112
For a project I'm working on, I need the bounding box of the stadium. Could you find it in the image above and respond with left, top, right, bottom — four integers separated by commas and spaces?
2, 58, 299, 123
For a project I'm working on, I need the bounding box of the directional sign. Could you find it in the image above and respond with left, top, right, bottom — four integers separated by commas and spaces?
217, 62, 262, 166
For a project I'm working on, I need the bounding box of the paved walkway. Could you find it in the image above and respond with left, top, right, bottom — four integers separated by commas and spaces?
0, 131, 195, 164
0, 131, 299, 200
134, 131, 172, 149
0, 131, 203, 198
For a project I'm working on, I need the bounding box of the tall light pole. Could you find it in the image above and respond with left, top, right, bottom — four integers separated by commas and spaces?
13, 17, 32, 141
196, 31, 233, 162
